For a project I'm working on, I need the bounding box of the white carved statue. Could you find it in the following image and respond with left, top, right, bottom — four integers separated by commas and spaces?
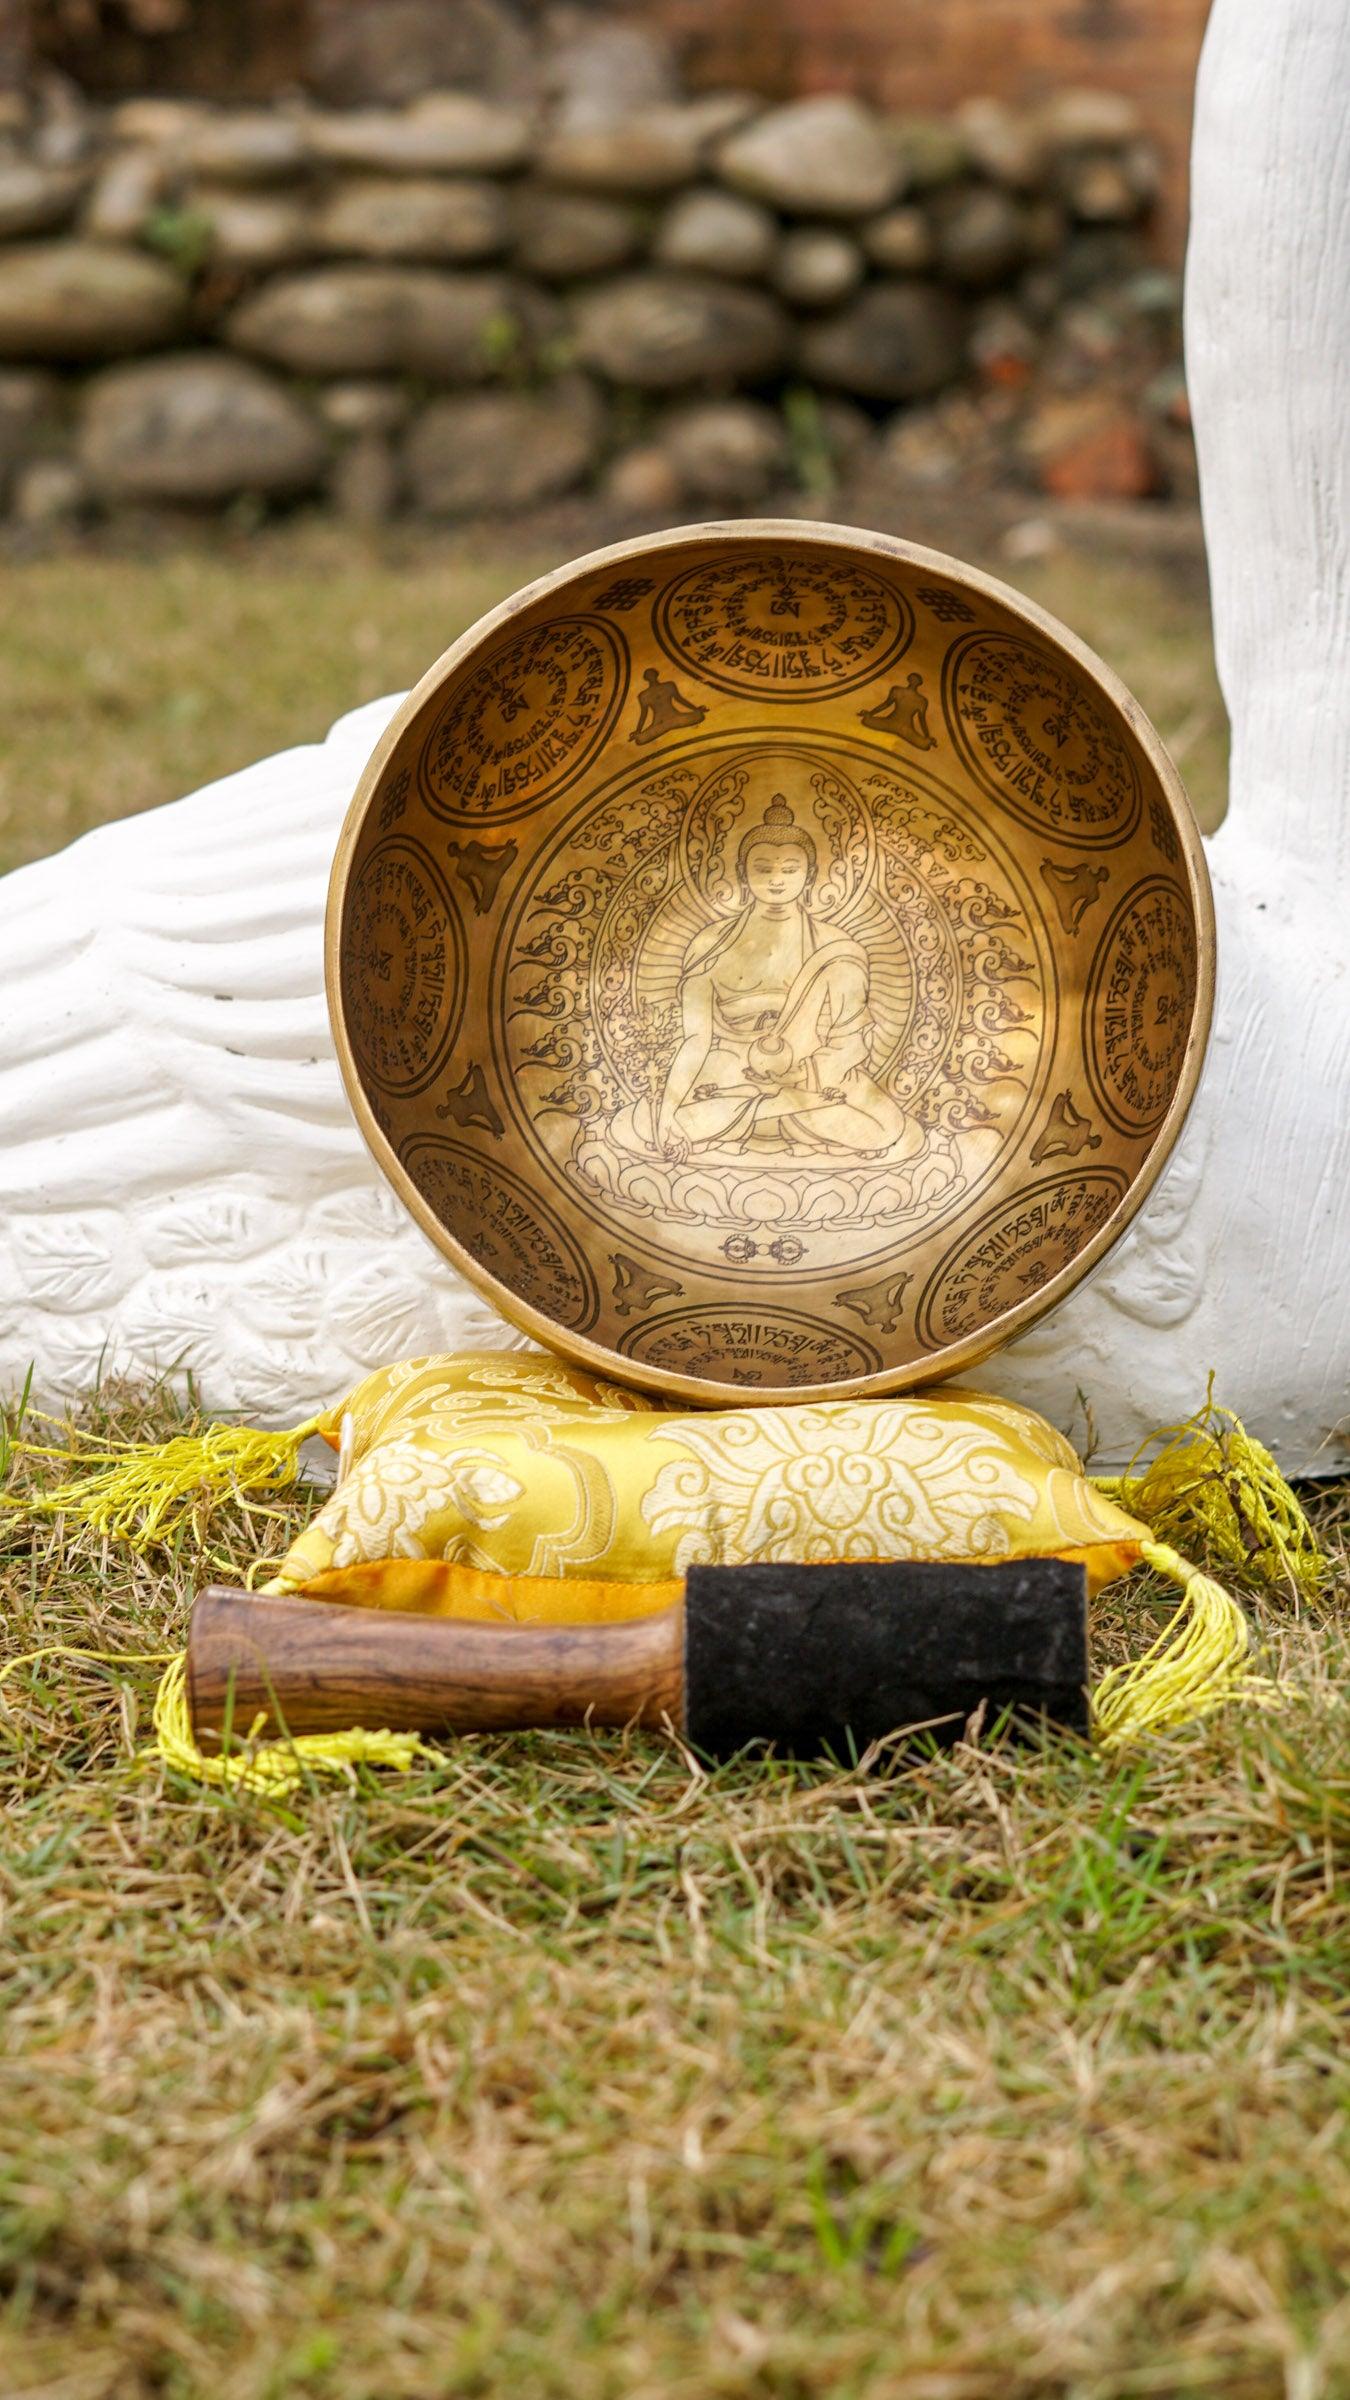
1, 0, 1346, 1468
983, 0, 1350, 1470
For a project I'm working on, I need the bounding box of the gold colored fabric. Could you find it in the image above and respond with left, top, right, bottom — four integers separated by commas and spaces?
271, 1351, 1145, 1620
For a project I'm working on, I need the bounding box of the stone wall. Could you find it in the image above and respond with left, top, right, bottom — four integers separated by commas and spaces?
18, 1, 1208, 261
654, 0, 1210, 261
0, 74, 1187, 527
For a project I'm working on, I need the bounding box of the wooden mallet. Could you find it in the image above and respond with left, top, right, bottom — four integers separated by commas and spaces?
187, 1559, 1089, 1757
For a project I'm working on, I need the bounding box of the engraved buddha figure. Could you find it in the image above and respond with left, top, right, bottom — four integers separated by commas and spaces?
630, 798, 922, 1167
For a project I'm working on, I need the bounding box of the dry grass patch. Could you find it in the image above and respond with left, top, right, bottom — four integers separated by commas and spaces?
1, 1391, 1347, 2400
0, 512, 1228, 880
0, 507, 1314, 2394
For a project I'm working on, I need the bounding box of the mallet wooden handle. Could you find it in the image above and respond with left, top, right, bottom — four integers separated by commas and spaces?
187, 1585, 684, 1748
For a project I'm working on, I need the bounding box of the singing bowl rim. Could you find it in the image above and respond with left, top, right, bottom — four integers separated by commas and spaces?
326, 517, 1215, 1406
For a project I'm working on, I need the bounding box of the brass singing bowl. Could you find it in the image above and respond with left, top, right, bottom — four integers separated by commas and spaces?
327, 521, 1214, 1405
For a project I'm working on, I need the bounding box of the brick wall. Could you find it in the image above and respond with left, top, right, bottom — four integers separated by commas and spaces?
653, 0, 1210, 256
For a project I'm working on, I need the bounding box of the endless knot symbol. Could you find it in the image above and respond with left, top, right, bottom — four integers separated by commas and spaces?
1148, 794, 1181, 862
915, 587, 976, 624
594, 577, 656, 612
377, 767, 410, 832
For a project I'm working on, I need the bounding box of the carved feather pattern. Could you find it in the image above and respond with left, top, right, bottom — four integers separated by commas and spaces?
0, 693, 524, 1423
6, 19, 1350, 1494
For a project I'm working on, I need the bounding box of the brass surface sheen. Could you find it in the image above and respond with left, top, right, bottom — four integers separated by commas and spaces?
327, 523, 1214, 1405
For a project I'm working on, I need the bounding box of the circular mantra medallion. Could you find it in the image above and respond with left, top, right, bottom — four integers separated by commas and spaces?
654, 552, 913, 700
340, 838, 464, 1097
944, 629, 1141, 847
418, 615, 628, 824
621, 1306, 882, 1386
1085, 878, 1198, 1136
916, 1168, 1130, 1351
402, 1137, 600, 1333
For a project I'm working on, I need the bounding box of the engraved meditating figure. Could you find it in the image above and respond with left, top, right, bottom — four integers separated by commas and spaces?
630, 666, 707, 746
860, 672, 937, 750
640, 799, 922, 1166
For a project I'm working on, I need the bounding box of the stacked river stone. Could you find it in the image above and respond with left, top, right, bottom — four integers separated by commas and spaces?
0, 77, 1181, 524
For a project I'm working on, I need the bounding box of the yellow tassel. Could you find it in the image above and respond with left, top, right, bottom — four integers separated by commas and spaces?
0, 1639, 179, 1690
0, 1411, 326, 1550
1092, 1537, 1287, 1749
148, 1652, 432, 1798
1, 1638, 429, 1800
1094, 1388, 1326, 1603
1088, 1388, 1322, 1746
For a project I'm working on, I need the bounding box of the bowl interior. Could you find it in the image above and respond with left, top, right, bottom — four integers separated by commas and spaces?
329, 525, 1212, 1403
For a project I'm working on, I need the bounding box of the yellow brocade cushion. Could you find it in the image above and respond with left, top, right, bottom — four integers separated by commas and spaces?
268, 1352, 1147, 1622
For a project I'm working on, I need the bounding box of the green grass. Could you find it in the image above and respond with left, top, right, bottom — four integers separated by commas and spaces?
0, 523, 541, 878
0, 514, 1229, 878
1, 1396, 1348, 2400
4, 517, 1340, 2398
